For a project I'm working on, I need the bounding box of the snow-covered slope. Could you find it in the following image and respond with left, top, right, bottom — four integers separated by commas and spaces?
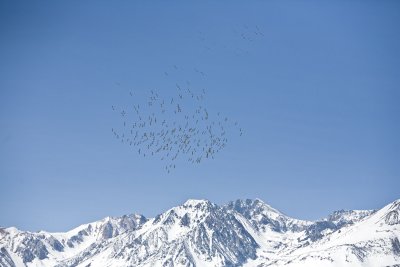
1, 199, 399, 267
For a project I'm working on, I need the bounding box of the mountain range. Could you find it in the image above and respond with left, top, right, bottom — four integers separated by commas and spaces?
1, 198, 399, 267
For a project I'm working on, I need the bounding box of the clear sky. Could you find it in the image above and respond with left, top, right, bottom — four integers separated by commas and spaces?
0, 0, 399, 232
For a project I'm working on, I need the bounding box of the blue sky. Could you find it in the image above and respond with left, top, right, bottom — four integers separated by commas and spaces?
1, 0, 399, 232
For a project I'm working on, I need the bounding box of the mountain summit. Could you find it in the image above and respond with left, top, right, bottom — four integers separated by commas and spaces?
1, 199, 399, 267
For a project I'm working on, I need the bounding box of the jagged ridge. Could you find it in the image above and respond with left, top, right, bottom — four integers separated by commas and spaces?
0, 199, 399, 267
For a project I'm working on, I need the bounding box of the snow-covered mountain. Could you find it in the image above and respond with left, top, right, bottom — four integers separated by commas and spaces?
1, 198, 399, 267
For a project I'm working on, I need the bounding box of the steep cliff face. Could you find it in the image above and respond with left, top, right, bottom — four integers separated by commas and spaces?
384, 201, 400, 226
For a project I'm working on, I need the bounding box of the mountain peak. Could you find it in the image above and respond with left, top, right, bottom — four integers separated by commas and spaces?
327, 209, 375, 227
183, 198, 212, 207
228, 198, 283, 216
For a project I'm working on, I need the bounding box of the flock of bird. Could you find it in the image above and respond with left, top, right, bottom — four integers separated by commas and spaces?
111, 80, 242, 173
110, 25, 262, 172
